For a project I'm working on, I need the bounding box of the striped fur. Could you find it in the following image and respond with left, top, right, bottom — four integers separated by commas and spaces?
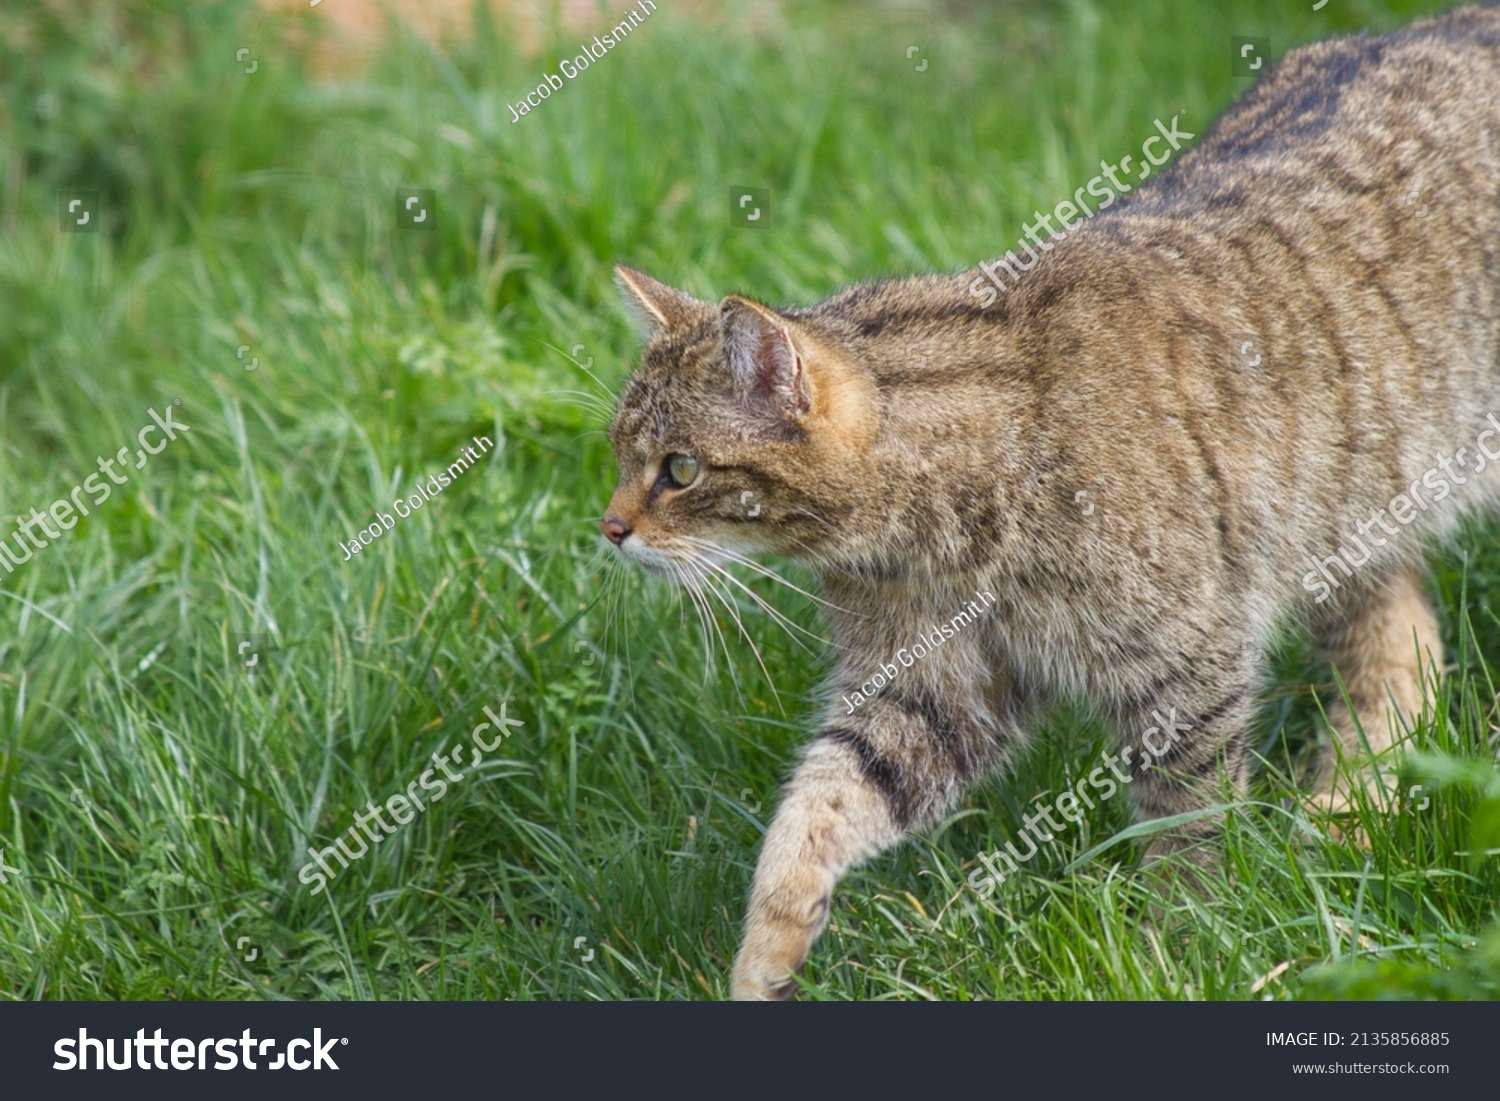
603, 6, 1500, 999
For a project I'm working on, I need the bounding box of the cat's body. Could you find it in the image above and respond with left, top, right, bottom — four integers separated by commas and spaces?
604, 5, 1500, 1000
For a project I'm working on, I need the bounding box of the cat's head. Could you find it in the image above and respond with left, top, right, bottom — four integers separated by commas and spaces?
601, 265, 879, 576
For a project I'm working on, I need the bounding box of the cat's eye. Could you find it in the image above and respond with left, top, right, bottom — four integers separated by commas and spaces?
666, 454, 700, 488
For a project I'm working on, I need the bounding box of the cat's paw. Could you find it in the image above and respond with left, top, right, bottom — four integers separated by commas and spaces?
1306, 791, 1372, 849
1306, 770, 1398, 849
730, 966, 800, 1002
730, 921, 814, 1001
731, 876, 834, 1000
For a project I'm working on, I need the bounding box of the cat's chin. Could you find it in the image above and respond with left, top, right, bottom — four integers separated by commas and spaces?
633, 557, 676, 580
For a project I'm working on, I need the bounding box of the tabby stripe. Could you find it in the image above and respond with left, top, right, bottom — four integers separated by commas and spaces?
1265, 218, 1363, 558
1117, 653, 1236, 716
851, 301, 1010, 338
1147, 691, 1247, 770
1190, 690, 1247, 731
1310, 156, 1383, 199
883, 688, 977, 781
1167, 324, 1234, 565
1187, 750, 1229, 780
1367, 271, 1425, 403
820, 726, 914, 829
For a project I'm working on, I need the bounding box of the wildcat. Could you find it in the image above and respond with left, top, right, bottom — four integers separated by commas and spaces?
601, 5, 1500, 1000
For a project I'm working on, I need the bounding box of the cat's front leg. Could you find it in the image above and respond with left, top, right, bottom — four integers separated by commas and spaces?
729, 731, 904, 1000
730, 681, 1004, 1000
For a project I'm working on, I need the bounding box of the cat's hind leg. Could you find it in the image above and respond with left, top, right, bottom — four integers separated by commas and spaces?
1309, 559, 1443, 816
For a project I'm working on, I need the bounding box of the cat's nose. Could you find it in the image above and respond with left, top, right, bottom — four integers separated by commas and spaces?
600, 515, 632, 546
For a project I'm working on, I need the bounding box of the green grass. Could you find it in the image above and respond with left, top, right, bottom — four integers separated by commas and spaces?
1, 0, 1497, 1001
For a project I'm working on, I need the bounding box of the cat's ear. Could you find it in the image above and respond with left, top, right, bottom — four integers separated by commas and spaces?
614, 264, 710, 340
720, 295, 812, 419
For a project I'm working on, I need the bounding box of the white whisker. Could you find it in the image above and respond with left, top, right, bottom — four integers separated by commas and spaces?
692, 555, 831, 655
542, 342, 620, 403
545, 389, 617, 424
671, 558, 719, 679
679, 535, 863, 620
684, 555, 782, 710
787, 504, 837, 532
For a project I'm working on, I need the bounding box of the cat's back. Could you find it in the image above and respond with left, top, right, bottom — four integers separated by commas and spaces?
813, 7, 1500, 606
1023, 5, 1500, 604
1124, 3, 1500, 221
